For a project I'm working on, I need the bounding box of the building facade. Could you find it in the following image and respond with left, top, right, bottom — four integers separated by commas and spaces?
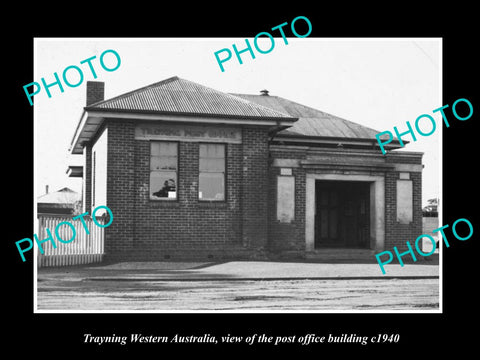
69, 77, 423, 261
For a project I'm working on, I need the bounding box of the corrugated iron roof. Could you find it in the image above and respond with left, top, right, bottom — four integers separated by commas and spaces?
86, 76, 294, 120
232, 94, 387, 141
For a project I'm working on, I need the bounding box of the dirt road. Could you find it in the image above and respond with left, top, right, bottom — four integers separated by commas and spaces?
36, 277, 439, 311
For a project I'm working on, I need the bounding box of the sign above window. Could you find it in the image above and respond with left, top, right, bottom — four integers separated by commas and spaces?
135, 124, 242, 144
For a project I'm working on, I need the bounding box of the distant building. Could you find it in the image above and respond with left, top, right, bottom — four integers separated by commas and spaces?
37, 186, 81, 215
68, 77, 423, 261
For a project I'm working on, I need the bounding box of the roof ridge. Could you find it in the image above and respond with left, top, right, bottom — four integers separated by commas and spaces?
221, 93, 291, 118
171, 79, 292, 117
85, 77, 295, 118
230, 93, 295, 118
85, 76, 180, 109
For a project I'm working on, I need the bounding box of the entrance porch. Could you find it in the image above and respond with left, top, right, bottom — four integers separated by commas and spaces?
305, 173, 385, 253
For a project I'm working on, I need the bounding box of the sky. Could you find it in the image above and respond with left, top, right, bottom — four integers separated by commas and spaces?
34, 37, 441, 206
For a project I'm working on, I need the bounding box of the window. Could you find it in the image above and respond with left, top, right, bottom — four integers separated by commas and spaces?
150, 142, 177, 200
199, 143, 225, 201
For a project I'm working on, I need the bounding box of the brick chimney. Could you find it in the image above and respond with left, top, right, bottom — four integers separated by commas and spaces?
86, 81, 105, 106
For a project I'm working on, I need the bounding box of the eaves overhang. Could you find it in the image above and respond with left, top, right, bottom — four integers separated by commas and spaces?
69, 109, 298, 155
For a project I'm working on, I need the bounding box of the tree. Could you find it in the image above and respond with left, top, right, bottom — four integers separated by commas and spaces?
423, 198, 439, 216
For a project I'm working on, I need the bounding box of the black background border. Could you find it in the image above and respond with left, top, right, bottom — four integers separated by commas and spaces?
6, 6, 478, 355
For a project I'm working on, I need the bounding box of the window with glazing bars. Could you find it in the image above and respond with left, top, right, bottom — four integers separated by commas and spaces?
150, 141, 178, 200
199, 143, 225, 201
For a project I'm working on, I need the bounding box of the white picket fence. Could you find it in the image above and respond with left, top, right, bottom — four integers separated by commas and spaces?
37, 214, 105, 267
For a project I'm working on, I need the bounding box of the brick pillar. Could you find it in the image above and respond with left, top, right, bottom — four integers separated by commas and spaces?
384, 170, 423, 253
241, 127, 269, 250
411, 171, 424, 239
104, 120, 136, 260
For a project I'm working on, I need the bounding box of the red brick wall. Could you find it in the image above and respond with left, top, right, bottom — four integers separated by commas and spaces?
100, 122, 270, 261
241, 128, 270, 251
104, 119, 136, 259
130, 140, 244, 260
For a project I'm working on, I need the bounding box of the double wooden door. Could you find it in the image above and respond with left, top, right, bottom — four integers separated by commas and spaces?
315, 181, 370, 248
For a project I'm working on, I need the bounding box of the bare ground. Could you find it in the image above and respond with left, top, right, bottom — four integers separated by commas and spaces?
36, 277, 439, 311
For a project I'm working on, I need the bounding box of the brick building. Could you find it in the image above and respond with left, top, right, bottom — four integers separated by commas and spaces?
69, 77, 423, 261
